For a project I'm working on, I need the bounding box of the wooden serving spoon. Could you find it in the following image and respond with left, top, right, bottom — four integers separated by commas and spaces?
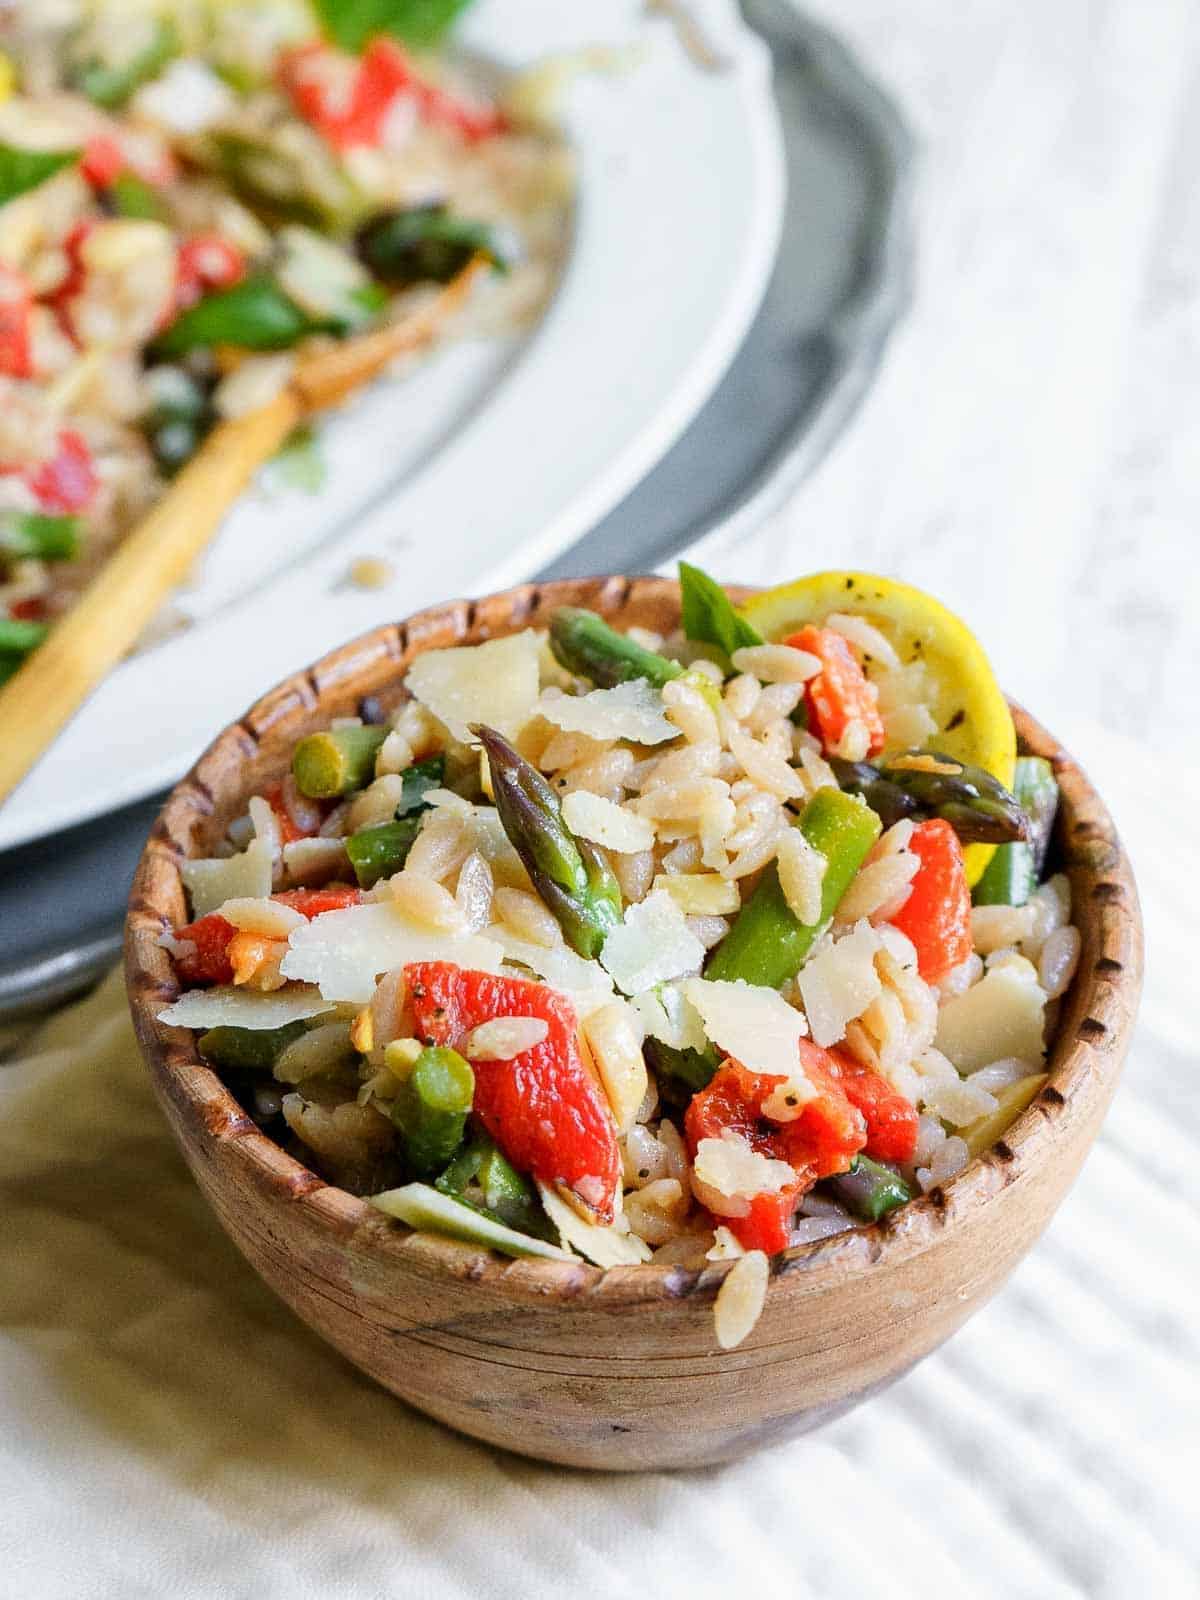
0, 258, 485, 806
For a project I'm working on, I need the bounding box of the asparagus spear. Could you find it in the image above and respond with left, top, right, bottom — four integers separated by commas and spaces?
392, 1045, 475, 1179
472, 724, 622, 959
643, 1037, 718, 1094
972, 756, 1059, 905
705, 788, 882, 989
435, 1134, 546, 1234
345, 816, 423, 887
292, 724, 388, 798
830, 749, 1029, 845
548, 607, 684, 689
828, 1155, 911, 1221
356, 204, 509, 286
198, 1020, 308, 1073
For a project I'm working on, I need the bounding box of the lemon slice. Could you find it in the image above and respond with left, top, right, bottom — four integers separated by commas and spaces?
740, 572, 1016, 885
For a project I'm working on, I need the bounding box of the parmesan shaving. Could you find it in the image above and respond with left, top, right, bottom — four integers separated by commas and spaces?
280, 903, 504, 1003
684, 976, 809, 1080
600, 889, 705, 995
158, 986, 333, 1030
537, 679, 677, 745
405, 630, 540, 742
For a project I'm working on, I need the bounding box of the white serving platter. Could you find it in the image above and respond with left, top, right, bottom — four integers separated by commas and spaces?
0, 0, 783, 853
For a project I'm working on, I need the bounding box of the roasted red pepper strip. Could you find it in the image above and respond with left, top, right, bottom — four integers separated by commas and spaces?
0, 265, 34, 379
786, 623, 886, 757
27, 430, 98, 514
272, 884, 363, 917
174, 914, 238, 986
174, 884, 362, 984
404, 961, 620, 1222
685, 1054, 868, 1250
79, 135, 125, 189
827, 1047, 919, 1164
889, 817, 972, 984
261, 781, 321, 845
279, 37, 503, 151
174, 235, 246, 314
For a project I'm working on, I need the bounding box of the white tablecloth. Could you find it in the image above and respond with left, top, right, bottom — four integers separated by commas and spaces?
4, 0, 1200, 1590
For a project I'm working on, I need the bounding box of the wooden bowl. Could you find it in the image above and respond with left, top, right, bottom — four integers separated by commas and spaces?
126, 577, 1142, 1471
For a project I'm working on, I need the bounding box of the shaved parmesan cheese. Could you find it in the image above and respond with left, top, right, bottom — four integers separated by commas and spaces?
405, 630, 540, 742
133, 58, 236, 133
796, 920, 883, 1047
692, 1131, 795, 1217
631, 979, 708, 1054
280, 902, 504, 1003
493, 931, 613, 1015
600, 889, 705, 995
538, 679, 677, 745
935, 966, 1046, 1073
181, 838, 273, 919
561, 790, 655, 853
158, 987, 333, 1030
538, 1183, 651, 1266
372, 1184, 574, 1261
684, 977, 808, 1079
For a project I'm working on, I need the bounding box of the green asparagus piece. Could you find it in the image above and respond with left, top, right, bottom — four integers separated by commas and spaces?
548, 607, 684, 690
829, 1155, 911, 1221
830, 749, 1029, 845
706, 788, 882, 989
392, 1045, 475, 1179
197, 1020, 308, 1073
0, 618, 49, 656
292, 724, 388, 798
435, 1134, 546, 1234
678, 560, 762, 662
473, 724, 622, 959
356, 203, 509, 287
0, 512, 79, 561
643, 1037, 718, 1094
345, 815, 423, 887
973, 756, 1059, 906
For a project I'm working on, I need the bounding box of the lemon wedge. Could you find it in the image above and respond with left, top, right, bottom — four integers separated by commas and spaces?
739, 572, 1016, 886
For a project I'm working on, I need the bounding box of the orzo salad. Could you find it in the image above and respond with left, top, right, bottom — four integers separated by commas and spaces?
0, 0, 571, 680
158, 566, 1080, 1348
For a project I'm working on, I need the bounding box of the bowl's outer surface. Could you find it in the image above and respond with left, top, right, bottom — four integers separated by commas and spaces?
126, 578, 1142, 1471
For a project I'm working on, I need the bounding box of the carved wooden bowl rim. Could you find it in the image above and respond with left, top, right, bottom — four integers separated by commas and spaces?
126, 576, 1143, 1311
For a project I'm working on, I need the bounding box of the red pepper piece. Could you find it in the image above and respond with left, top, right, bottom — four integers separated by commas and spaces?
261, 781, 319, 845
889, 817, 972, 984
0, 265, 34, 379
174, 914, 238, 985
827, 1047, 919, 1164
272, 884, 363, 917
685, 1051, 869, 1250
404, 961, 620, 1222
7, 598, 45, 621
28, 430, 98, 514
785, 624, 886, 757
174, 235, 246, 315
80, 135, 126, 189
279, 37, 503, 151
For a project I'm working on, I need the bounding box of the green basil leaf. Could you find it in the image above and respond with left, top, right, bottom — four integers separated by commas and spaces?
153, 276, 318, 356
678, 560, 762, 661
108, 171, 168, 221
0, 618, 49, 655
313, 0, 474, 53
0, 143, 79, 207
396, 755, 446, 816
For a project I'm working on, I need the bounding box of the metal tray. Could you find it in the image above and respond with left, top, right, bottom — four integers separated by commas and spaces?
0, 1, 914, 1022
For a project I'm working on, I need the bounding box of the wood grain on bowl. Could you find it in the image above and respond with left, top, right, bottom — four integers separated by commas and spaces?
125, 578, 1143, 1471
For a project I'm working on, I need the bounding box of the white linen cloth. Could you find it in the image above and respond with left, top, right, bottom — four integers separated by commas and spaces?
1, 722, 1195, 1600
